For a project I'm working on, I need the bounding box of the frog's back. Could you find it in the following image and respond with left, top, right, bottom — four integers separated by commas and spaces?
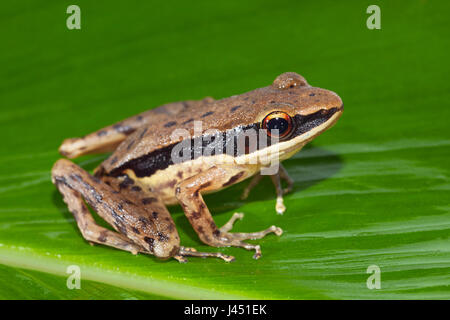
99, 89, 262, 175
100, 72, 333, 178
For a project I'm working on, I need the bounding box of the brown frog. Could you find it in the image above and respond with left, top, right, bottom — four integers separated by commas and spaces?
52, 72, 343, 262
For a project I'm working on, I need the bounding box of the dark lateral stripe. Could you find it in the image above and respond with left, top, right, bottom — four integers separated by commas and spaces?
109, 108, 339, 178
291, 107, 339, 137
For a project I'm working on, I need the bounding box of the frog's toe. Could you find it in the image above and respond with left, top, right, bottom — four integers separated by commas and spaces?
219, 212, 244, 233
275, 196, 286, 215
178, 246, 235, 262
222, 225, 283, 241
174, 255, 188, 263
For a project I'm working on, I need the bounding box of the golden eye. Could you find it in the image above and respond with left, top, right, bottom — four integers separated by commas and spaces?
262, 111, 293, 138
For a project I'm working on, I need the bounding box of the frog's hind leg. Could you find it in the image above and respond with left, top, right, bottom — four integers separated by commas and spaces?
100, 173, 237, 263
59, 98, 214, 159
51, 159, 181, 259
52, 161, 142, 254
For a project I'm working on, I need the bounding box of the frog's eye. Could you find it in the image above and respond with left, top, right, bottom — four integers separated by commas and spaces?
262, 111, 293, 139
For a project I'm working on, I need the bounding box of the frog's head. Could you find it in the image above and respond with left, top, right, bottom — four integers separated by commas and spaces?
245, 72, 343, 165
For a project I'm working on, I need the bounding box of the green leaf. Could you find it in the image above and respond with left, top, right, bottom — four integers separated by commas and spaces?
0, 0, 449, 299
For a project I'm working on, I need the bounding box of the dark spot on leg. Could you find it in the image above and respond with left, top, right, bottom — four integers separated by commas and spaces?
94, 166, 106, 178
191, 211, 201, 219
124, 199, 135, 205
193, 189, 200, 198
231, 105, 241, 112
157, 232, 169, 242
132, 227, 140, 234
201, 111, 214, 118
223, 172, 245, 187
131, 186, 142, 192
89, 175, 101, 184
115, 222, 128, 236
177, 171, 183, 179
167, 180, 177, 188
81, 206, 89, 215
152, 211, 159, 219
144, 237, 154, 251
119, 176, 134, 189
136, 115, 143, 121
192, 180, 210, 199
201, 181, 211, 189
139, 128, 148, 139
142, 197, 157, 205
182, 118, 194, 125
53, 176, 68, 186
127, 140, 135, 150
213, 229, 221, 237
164, 121, 177, 128
71, 174, 103, 202
98, 230, 108, 242
71, 174, 83, 181
97, 130, 107, 137
168, 246, 179, 257
309, 93, 315, 96
139, 217, 150, 225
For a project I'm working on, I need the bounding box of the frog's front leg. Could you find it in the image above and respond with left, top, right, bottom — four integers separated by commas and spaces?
241, 164, 294, 214
175, 165, 283, 259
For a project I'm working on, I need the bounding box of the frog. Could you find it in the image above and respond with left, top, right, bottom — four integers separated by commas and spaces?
51, 72, 343, 262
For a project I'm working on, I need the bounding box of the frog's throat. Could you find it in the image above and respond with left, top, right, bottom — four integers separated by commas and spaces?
108, 107, 341, 178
